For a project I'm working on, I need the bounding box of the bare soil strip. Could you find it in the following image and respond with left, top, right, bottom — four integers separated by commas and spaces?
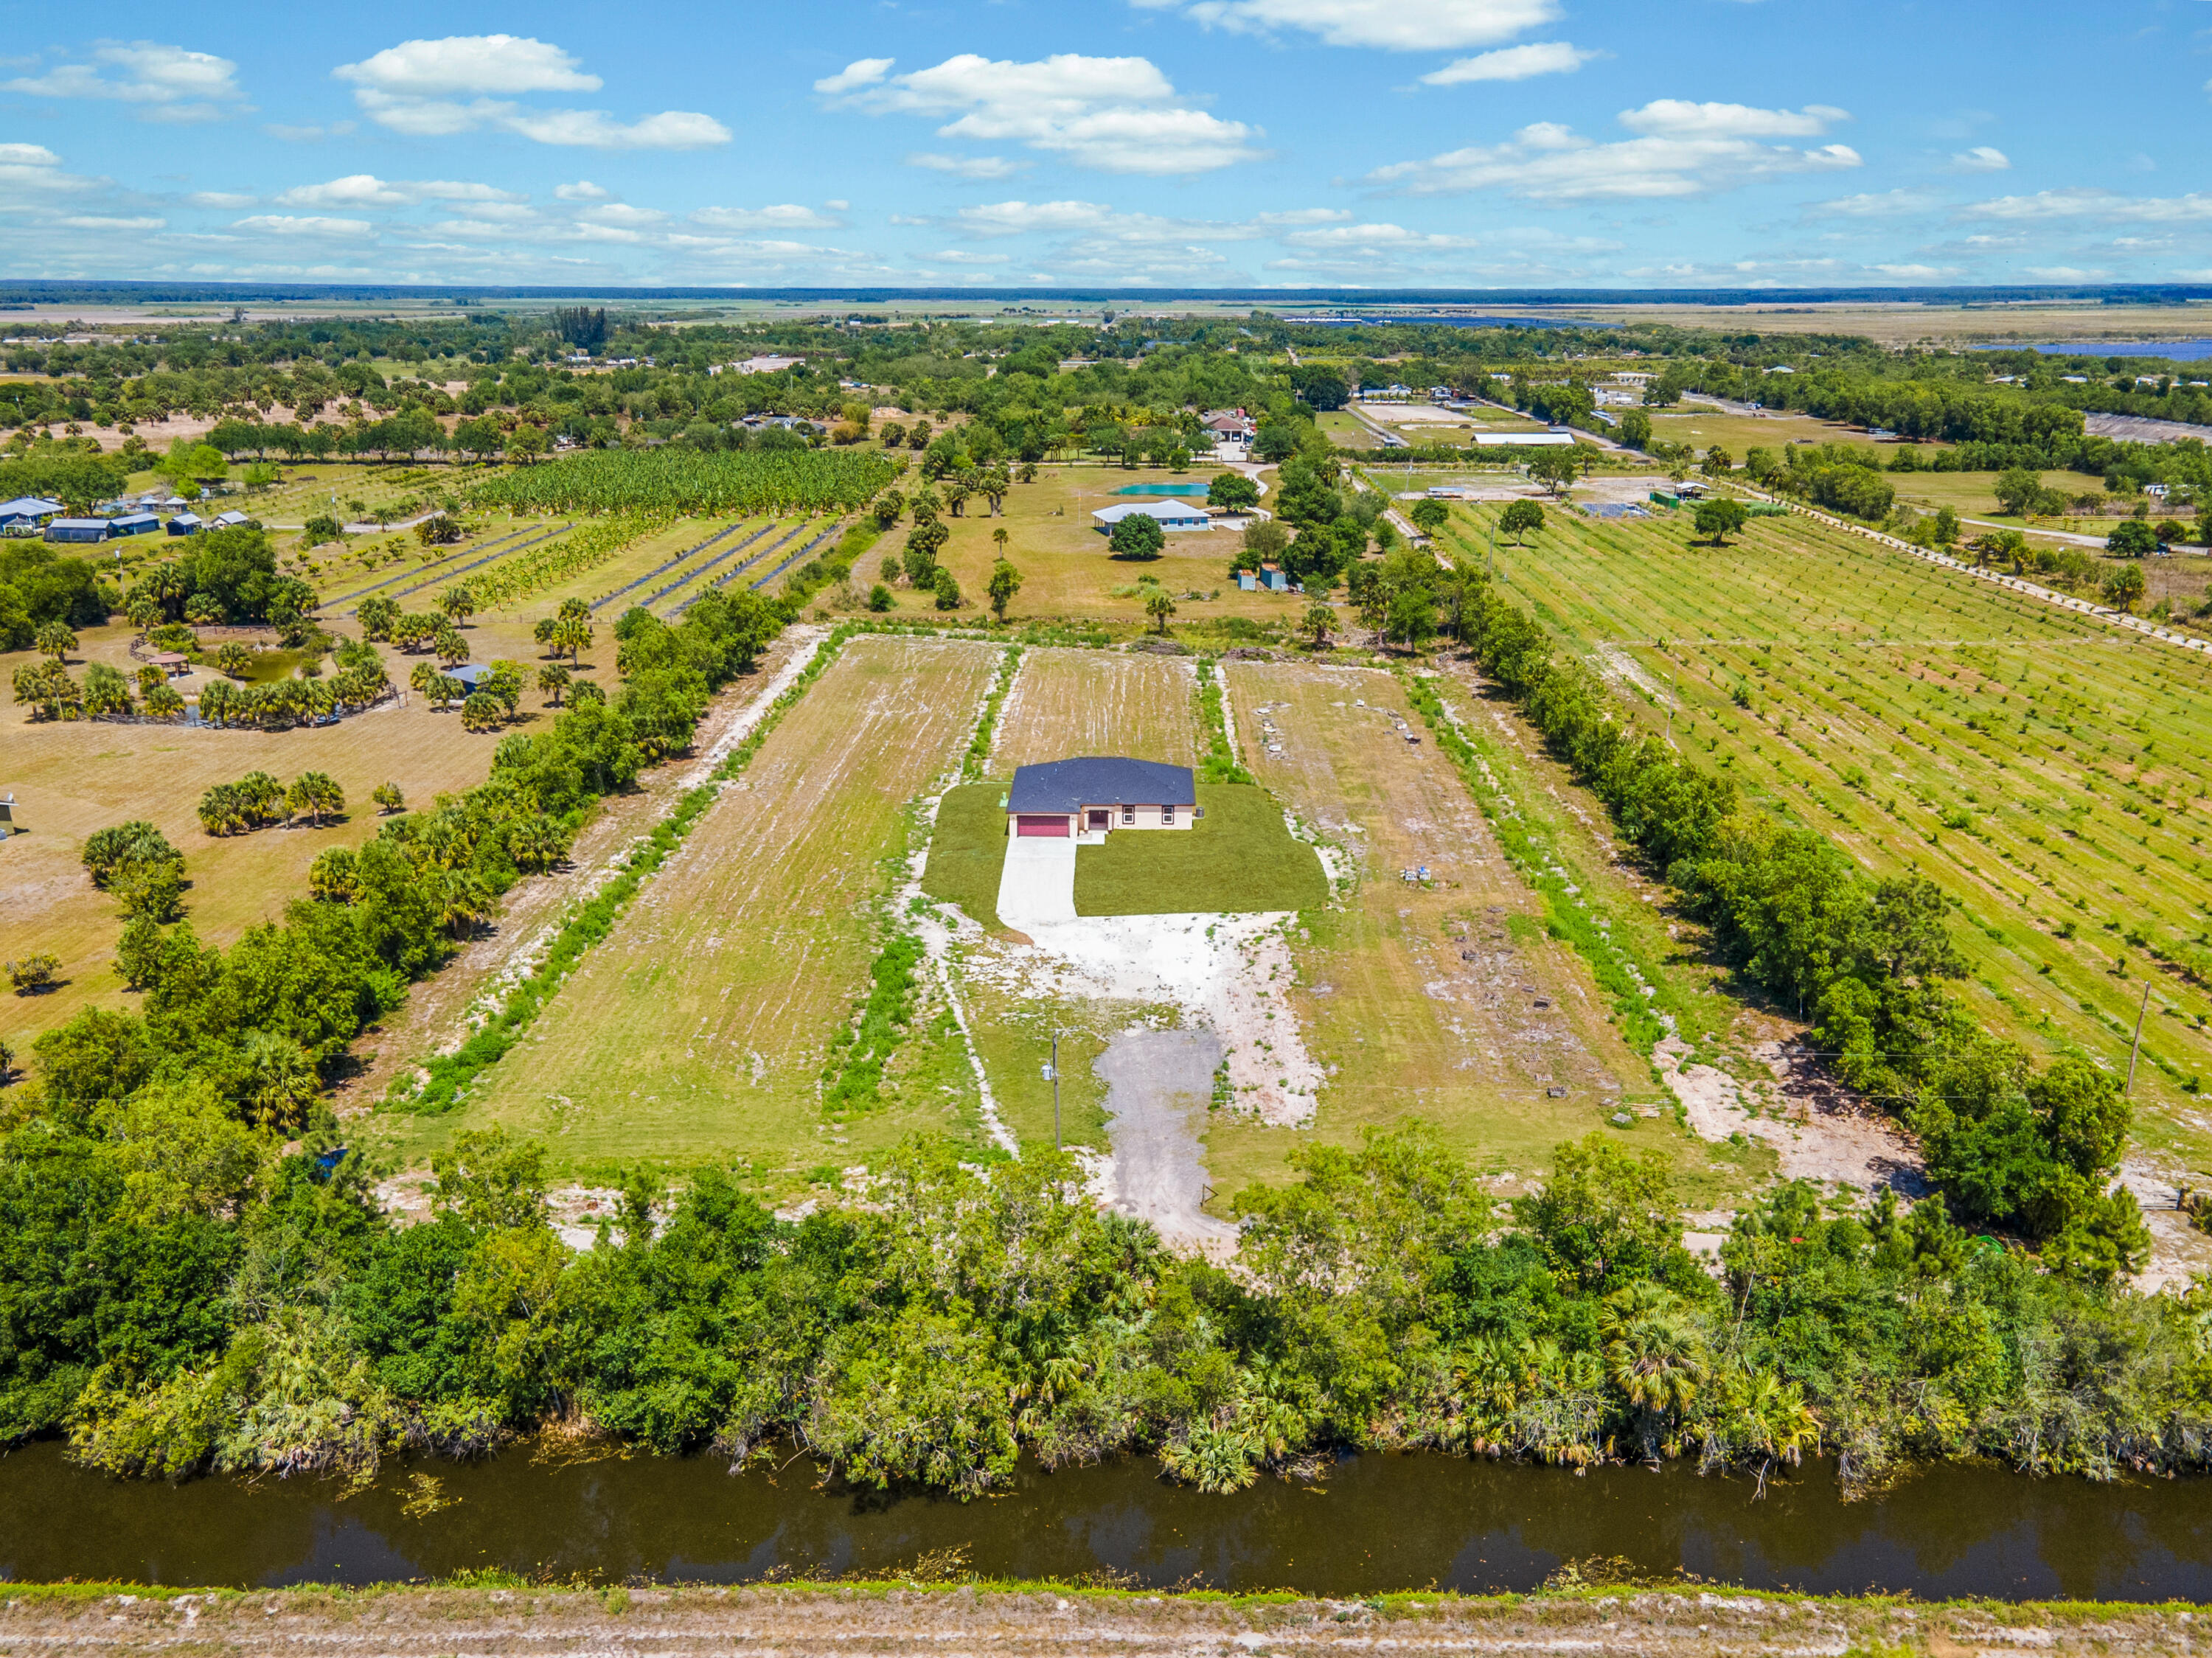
6, 1586, 2199, 1657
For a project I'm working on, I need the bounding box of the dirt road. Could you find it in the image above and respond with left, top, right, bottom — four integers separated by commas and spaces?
10, 1585, 2202, 1656
1094, 1026, 1237, 1254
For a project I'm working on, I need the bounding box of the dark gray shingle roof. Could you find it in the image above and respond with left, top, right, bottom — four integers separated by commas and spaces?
1008, 757, 1195, 814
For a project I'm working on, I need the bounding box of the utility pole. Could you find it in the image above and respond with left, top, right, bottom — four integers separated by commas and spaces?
1043, 1035, 1061, 1151
2125, 980, 2152, 1096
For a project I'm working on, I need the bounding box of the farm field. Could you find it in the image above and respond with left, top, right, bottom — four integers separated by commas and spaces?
1204, 660, 1676, 1201
858, 466, 1316, 633
0, 622, 504, 1043
1440, 499, 2212, 1168
988, 647, 1201, 771
379, 634, 1004, 1181
1645, 406, 1900, 461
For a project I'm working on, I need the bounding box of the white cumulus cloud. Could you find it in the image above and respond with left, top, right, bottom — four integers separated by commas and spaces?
832, 52, 1262, 175
814, 58, 894, 94
1371, 102, 1859, 201
1951, 145, 2010, 171
554, 181, 611, 201
907, 152, 1028, 179
1963, 189, 2212, 223
334, 34, 725, 148
232, 214, 376, 237
1133, 0, 1559, 50
4, 41, 247, 122
690, 204, 844, 230
335, 35, 600, 96
275, 174, 526, 208
1421, 42, 1599, 84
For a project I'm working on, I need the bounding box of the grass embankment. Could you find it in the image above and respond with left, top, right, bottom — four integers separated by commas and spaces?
1441, 497, 2212, 1149
1076, 784, 1326, 916
7, 1582, 2202, 1654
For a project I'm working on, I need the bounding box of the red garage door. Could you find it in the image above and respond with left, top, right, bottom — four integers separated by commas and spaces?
1016, 815, 1069, 837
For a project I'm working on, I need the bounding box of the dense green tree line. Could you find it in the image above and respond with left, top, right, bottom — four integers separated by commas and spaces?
6, 1113, 2209, 1495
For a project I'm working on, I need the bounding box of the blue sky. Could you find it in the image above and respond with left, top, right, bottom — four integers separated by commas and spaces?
3, 0, 2210, 290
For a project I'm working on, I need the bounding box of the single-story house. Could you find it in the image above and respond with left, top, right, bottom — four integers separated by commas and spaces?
111, 512, 161, 537
209, 509, 251, 529
452, 663, 493, 691
1237, 563, 1293, 592
1473, 432, 1576, 447
1007, 756, 1197, 838
44, 518, 113, 544
0, 496, 63, 536
1091, 499, 1211, 534
166, 512, 205, 537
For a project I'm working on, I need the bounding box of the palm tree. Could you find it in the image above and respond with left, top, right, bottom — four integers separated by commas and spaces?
286, 770, 345, 826
992, 526, 1010, 558
1144, 588, 1176, 635
1601, 1281, 1707, 1452
942, 476, 971, 518
538, 663, 571, 707
35, 622, 76, 663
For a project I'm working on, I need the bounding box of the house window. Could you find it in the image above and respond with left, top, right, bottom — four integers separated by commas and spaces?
1121, 805, 1134, 824
1161, 804, 1175, 824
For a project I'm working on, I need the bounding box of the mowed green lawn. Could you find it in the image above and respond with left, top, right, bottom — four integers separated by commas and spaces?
925, 781, 1327, 920
1076, 784, 1326, 916
922, 782, 1015, 928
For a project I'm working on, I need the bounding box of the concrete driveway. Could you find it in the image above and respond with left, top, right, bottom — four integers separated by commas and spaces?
997, 835, 1077, 928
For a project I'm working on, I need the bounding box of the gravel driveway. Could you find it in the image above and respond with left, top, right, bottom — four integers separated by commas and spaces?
1095, 1028, 1239, 1254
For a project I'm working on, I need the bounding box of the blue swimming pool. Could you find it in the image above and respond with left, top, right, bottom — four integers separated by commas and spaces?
1115, 481, 1211, 496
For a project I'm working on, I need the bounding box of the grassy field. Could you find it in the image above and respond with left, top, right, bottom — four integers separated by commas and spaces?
1073, 785, 1326, 916
1202, 661, 1703, 1202
1646, 406, 1899, 461
0, 623, 504, 1044
989, 647, 1201, 770
1439, 498, 2212, 1166
839, 466, 1318, 634
378, 634, 1004, 1182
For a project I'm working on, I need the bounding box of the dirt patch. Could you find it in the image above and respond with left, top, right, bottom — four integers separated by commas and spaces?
1658, 1037, 1930, 1202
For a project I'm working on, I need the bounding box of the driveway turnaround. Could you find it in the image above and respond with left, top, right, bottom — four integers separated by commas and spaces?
997, 835, 1077, 928
1095, 1027, 1239, 1254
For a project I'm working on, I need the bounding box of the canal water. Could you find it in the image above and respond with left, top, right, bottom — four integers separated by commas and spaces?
4, 1442, 2210, 1600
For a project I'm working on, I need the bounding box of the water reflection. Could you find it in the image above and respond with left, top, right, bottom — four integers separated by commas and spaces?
1, 1441, 2207, 1601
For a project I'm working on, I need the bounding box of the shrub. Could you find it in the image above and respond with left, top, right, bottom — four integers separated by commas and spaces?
6, 953, 60, 995
866, 583, 894, 613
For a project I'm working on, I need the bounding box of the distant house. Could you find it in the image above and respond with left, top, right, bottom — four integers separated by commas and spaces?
166, 512, 204, 537
1091, 499, 1211, 534
452, 663, 493, 692
725, 354, 804, 376
209, 509, 251, 529
1472, 432, 1576, 448
111, 512, 161, 537
0, 496, 63, 536
44, 518, 113, 544
1007, 756, 1197, 839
